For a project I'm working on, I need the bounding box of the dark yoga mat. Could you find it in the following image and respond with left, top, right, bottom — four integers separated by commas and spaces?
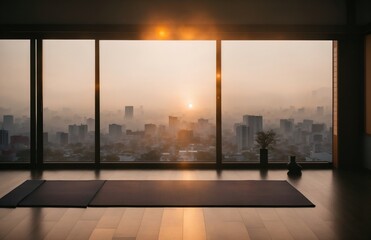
18, 180, 105, 208
0, 180, 45, 208
89, 180, 315, 207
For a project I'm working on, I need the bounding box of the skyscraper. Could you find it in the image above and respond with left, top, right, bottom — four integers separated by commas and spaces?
3, 115, 14, 131
125, 106, 134, 119
243, 115, 263, 148
312, 123, 325, 133
109, 124, 122, 139
280, 119, 294, 134
177, 129, 193, 146
68, 124, 88, 143
79, 124, 88, 141
169, 116, 179, 136
86, 118, 95, 132
56, 132, 69, 146
0, 129, 9, 147
144, 123, 157, 137
10, 135, 29, 147
197, 118, 211, 137
236, 124, 249, 152
303, 119, 313, 132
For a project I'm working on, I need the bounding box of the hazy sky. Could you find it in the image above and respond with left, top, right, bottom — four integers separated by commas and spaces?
100, 40, 216, 124
0, 40, 30, 117
222, 41, 332, 118
0, 39, 332, 127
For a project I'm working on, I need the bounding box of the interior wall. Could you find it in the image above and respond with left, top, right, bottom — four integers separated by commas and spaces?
356, 0, 371, 25
366, 35, 371, 135
337, 35, 365, 169
0, 0, 369, 170
365, 137, 371, 170
365, 35, 371, 170
1, 0, 346, 25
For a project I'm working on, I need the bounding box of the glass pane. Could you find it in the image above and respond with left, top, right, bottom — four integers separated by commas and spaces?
100, 40, 216, 162
222, 41, 333, 162
0, 40, 30, 163
43, 40, 95, 162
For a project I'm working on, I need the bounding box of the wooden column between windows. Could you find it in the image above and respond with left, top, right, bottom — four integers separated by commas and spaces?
36, 39, 43, 167
95, 39, 100, 167
30, 39, 36, 168
216, 40, 222, 168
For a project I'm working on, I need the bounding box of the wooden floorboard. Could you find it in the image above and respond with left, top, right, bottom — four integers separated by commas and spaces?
136, 208, 163, 240
158, 208, 183, 240
0, 169, 370, 240
114, 208, 145, 238
183, 208, 206, 240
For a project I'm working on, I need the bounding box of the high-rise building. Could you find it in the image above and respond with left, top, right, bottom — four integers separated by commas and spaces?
10, 135, 29, 147
280, 119, 294, 134
144, 123, 157, 137
169, 116, 179, 135
86, 118, 95, 132
56, 132, 69, 145
311, 123, 326, 145
177, 129, 193, 146
68, 124, 88, 143
0, 129, 9, 147
196, 118, 211, 137
79, 124, 88, 141
312, 123, 325, 133
236, 124, 249, 152
158, 125, 166, 136
3, 115, 14, 131
125, 106, 134, 119
109, 124, 122, 139
242, 115, 263, 148
303, 119, 313, 132
68, 124, 79, 143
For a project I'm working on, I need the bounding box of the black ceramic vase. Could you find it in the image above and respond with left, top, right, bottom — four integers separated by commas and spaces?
260, 149, 268, 168
287, 156, 302, 176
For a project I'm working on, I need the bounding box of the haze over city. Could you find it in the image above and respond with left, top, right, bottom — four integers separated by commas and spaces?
1, 40, 332, 126
1, 39, 333, 163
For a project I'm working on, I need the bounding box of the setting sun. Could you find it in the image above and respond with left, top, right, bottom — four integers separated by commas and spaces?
188, 103, 193, 109
156, 26, 169, 39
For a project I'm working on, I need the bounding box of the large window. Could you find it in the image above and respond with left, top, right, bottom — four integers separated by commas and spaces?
0, 40, 30, 163
0, 37, 336, 166
222, 41, 333, 162
43, 40, 95, 162
100, 41, 216, 162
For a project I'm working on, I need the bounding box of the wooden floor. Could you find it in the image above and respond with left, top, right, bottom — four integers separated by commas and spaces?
0, 169, 370, 240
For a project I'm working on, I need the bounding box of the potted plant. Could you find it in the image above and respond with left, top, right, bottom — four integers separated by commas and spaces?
255, 130, 277, 168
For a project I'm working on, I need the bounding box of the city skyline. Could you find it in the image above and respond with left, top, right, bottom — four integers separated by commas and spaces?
0, 104, 332, 163
0, 102, 332, 133
1, 39, 333, 163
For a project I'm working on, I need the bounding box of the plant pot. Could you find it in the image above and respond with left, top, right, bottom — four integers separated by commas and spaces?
260, 149, 268, 167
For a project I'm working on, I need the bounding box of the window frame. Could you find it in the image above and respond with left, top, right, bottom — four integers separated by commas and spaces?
0, 25, 339, 169
0, 39, 33, 166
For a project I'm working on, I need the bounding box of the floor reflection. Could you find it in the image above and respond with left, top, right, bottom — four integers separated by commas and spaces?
30, 208, 43, 239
